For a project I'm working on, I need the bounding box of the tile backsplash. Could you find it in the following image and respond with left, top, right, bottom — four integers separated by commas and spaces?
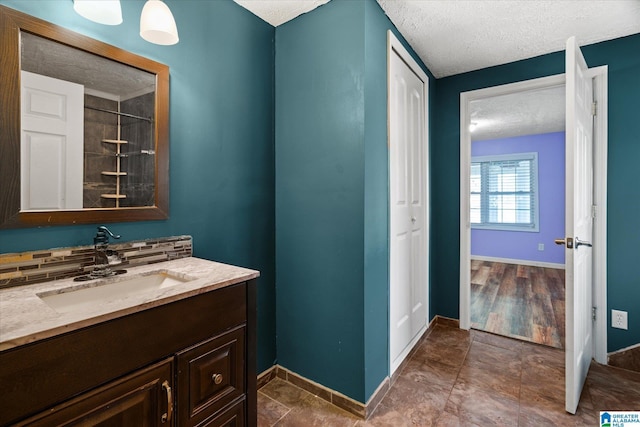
0, 236, 192, 290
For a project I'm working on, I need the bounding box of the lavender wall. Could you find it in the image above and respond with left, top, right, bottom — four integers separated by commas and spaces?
471, 132, 565, 265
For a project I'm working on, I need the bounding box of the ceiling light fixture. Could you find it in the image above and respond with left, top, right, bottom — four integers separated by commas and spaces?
73, 0, 179, 46
140, 0, 179, 46
73, 0, 123, 25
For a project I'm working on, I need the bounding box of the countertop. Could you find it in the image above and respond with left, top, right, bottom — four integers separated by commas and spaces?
0, 257, 259, 352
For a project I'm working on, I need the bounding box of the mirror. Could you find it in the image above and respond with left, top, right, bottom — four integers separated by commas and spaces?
0, 6, 169, 228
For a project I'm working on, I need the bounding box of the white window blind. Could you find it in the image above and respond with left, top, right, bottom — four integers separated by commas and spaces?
470, 152, 539, 232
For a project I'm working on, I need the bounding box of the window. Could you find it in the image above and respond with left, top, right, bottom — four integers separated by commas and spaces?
470, 152, 539, 232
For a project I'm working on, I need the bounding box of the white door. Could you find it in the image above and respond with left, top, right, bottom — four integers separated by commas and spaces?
21, 71, 84, 210
564, 36, 595, 414
389, 32, 428, 374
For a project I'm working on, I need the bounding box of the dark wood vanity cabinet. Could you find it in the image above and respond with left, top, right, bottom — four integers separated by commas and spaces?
0, 279, 257, 427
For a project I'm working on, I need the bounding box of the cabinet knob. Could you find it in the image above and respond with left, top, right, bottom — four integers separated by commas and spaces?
212, 373, 223, 385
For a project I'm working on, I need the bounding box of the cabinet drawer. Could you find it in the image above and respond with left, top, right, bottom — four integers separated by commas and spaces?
177, 326, 245, 426
198, 399, 245, 427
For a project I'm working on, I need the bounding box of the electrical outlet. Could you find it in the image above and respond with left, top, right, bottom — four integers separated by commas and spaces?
612, 309, 628, 330
538, 243, 544, 251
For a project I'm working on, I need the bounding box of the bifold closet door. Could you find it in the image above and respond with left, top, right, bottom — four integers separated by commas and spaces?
389, 32, 428, 374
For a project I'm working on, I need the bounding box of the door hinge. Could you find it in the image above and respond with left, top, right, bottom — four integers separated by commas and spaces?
592, 306, 597, 322
592, 101, 597, 116
592, 205, 597, 219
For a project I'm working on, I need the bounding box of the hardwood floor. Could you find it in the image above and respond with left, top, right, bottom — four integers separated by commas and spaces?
470, 260, 565, 349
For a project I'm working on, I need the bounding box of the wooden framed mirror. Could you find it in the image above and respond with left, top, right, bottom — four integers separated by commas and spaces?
0, 6, 169, 229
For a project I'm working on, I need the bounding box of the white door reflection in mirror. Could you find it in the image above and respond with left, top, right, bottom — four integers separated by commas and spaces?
21, 71, 83, 210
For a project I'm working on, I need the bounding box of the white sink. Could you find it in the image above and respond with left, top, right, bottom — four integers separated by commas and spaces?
38, 271, 195, 314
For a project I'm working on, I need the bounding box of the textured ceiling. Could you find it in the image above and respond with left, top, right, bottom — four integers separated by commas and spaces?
471, 86, 565, 141
233, 0, 330, 27
234, 0, 640, 78
377, 0, 640, 78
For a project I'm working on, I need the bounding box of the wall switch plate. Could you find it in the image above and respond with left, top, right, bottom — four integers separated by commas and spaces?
538, 243, 544, 251
612, 309, 628, 330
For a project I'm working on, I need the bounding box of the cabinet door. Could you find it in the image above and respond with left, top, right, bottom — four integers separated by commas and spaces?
17, 359, 174, 427
177, 326, 245, 426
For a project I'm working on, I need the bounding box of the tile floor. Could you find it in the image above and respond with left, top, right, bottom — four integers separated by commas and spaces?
257, 324, 640, 426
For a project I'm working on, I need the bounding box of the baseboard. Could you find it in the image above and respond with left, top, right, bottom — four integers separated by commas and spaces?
257, 365, 370, 418
257, 365, 277, 390
471, 255, 565, 270
256, 316, 460, 419
258, 366, 391, 419
435, 315, 460, 328
364, 376, 390, 419
608, 342, 640, 373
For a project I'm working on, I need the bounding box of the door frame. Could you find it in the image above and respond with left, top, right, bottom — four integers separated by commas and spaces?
459, 69, 608, 363
388, 30, 430, 375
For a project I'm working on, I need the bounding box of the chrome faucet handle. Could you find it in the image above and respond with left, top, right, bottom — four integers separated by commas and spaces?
97, 226, 121, 239
94, 226, 121, 245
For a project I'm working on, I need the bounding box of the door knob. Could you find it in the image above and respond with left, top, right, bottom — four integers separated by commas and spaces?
411, 217, 416, 223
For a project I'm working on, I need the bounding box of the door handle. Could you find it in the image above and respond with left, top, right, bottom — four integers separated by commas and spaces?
554, 237, 573, 248
575, 237, 592, 248
555, 237, 591, 249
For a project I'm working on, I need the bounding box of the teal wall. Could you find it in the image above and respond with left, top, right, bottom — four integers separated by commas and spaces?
275, 0, 433, 403
431, 33, 640, 352
363, 0, 390, 401
0, 0, 277, 371
275, 0, 366, 402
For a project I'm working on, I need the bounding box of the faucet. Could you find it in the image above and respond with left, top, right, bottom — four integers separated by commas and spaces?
90, 226, 124, 278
